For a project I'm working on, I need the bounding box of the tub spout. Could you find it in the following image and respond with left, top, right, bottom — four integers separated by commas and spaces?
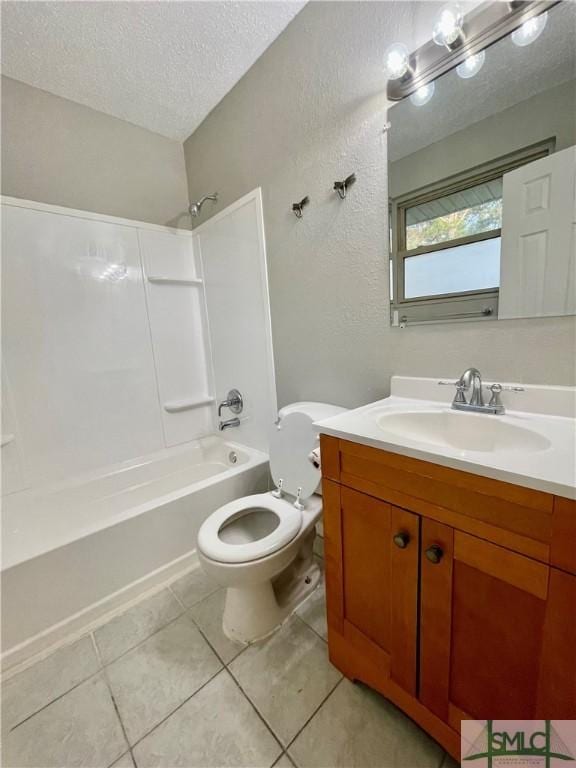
219, 417, 240, 431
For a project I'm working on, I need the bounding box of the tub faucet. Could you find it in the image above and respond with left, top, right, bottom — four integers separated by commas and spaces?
219, 417, 240, 431
218, 389, 243, 417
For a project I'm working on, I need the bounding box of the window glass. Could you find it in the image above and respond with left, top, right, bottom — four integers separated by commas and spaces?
404, 237, 501, 299
405, 179, 503, 250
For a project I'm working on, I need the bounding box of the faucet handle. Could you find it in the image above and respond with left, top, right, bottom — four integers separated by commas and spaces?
488, 383, 503, 408
438, 380, 467, 404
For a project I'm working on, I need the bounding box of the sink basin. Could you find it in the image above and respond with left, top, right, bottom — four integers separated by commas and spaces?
376, 410, 551, 454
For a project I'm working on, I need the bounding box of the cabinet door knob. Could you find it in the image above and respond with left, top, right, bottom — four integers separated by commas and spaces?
393, 532, 410, 549
425, 544, 444, 564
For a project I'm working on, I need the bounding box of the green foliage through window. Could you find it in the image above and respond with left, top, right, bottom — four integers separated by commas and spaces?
406, 199, 502, 250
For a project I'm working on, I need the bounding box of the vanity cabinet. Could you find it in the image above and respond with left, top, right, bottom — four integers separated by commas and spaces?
321, 435, 576, 760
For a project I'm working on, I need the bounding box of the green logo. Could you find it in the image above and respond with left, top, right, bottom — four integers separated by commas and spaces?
463, 720, 575, 767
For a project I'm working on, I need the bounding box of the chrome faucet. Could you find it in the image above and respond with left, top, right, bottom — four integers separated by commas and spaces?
219, 417, 240, 431
459, 367, 484, 408
218, 389, 243, 417
218, 388, 243, 430
438, 368, 524, 415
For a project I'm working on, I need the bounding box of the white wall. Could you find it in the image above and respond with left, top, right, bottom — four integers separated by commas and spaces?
1, 77, 190, 229
194, 189, 277, 451
1, 199, 212, 491
183, 1, 576, 409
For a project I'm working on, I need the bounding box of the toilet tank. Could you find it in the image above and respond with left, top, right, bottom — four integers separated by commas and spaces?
276, 401, 347, 496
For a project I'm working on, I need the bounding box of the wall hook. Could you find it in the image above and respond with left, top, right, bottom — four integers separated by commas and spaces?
292, 196, 310, 218
333, 173, 357, 200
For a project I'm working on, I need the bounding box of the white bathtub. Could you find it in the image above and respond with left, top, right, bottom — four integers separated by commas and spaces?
1, 436, 269, 667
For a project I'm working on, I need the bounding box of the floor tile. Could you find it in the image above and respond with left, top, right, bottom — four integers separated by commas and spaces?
189, 588, 245, 663
229, 616, 341, 746
94, 588, 182, 665
274, 754, 296, 767
170, 567, 219, 608
110, 751, 136, 767
106, 613, 222, 745
296, 581, 328, 641
133, 669, 281, 767
289, 679, 445, 768
1, 635, 100, 732
3, 674, 127, 768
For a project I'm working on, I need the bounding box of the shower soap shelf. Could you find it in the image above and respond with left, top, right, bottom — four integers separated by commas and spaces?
147, 276, 203, 286
163, 397, 215, 413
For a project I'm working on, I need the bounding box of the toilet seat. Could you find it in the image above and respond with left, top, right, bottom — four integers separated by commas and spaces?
197, 493, 302, 564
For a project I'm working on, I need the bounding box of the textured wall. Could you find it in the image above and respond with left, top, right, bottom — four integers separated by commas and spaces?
183, 1, 575, 408
390, 80, 576, 197
1, 77, 190, 228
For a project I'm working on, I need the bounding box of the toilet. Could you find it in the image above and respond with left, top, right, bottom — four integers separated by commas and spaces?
197, 402, 346, 644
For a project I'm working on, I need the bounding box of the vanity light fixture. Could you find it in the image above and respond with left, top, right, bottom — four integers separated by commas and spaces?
432, 3, 465, 50
384, 42, 412, 80
410, 82, 435, 106
511, 10, 548, 45
456, 50, 486, 79
387, 1, 560, 102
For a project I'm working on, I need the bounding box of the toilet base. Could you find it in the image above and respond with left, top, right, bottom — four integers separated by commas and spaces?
222, 542, 321, 644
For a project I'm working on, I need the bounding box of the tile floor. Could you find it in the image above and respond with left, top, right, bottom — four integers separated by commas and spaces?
2, 548, 459, 768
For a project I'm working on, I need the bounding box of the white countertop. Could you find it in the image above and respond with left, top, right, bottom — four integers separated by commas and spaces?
315, 378, 576, 500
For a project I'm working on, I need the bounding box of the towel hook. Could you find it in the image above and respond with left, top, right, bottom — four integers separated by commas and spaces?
292, 196, 310, 219
333, 173, 357, 200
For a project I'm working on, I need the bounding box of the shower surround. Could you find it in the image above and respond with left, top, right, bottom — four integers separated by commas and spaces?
1, 190, 276, 668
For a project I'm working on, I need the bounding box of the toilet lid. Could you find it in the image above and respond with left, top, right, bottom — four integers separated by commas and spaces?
197, 493, 302, 563
269, 412, 320, 501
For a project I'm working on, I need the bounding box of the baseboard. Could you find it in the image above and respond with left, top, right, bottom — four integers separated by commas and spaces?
1, 549, 199, 678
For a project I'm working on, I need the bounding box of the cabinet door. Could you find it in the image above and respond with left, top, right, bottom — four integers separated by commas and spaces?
420, 519, 576, 725
326, 484, 419, 694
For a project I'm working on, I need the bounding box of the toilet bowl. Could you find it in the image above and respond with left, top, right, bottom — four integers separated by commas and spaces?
197, 402, 346, 643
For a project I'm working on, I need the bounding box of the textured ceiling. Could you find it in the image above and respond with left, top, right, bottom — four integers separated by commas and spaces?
1, 1, 307, 140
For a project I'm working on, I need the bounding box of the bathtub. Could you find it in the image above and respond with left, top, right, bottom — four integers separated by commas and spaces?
1, 436, 269, 668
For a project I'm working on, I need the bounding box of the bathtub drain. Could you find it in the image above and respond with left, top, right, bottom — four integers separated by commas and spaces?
228, 451, 238, 465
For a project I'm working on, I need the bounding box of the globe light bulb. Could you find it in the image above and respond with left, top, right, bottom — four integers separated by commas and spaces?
410, 82, 435, 107
384, 43, 411, 80
456, 50, 486, 79
511, 11, 547, 47
433, 3, 464, 48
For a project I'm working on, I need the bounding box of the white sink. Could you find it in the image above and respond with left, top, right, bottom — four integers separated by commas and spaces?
376, 410, 551, 454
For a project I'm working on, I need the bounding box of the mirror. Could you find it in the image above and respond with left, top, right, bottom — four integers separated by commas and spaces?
388, 2, 575, 326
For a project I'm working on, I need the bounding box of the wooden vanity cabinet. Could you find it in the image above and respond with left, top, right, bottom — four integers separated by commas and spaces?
320, 435, 576, 761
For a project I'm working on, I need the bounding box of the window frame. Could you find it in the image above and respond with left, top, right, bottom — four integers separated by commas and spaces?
390, 139, 555, 325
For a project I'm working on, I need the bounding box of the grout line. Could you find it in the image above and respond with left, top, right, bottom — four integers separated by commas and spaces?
93, 634, 132, 761
128, 666, 225, 751
7, 667, 104, 732
167, 584, 187, 610
224, 665, 285, 755
292, 612, 328, 646
284, 677, 344, 754
96, 608, 188, 670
